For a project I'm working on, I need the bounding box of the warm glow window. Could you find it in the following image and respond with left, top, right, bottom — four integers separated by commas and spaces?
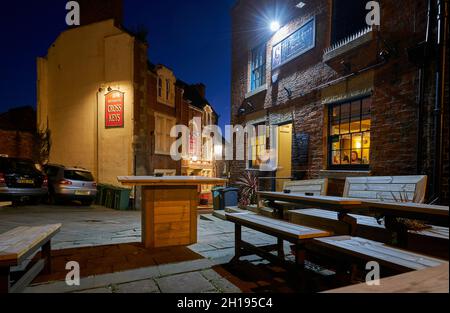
155, 114, 176, 155
329, 98, 371, 169
248, 124, 267, 169
250, 44, 266, 92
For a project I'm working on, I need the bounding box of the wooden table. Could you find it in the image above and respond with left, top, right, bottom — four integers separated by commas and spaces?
362, 201, 449, 226
258, 192, 365, 234
118, 176, 227, 248
325, 263, 449, 293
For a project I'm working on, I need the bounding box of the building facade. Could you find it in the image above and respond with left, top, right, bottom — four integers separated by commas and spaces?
230, 0, 448, 204
37, 3, 220, 195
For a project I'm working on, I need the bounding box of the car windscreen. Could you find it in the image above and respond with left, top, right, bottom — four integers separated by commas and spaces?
0, 158, 40, 174
64, 170, 94, 182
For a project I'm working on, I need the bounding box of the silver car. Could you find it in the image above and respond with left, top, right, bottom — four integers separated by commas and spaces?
44, 164, 97, 206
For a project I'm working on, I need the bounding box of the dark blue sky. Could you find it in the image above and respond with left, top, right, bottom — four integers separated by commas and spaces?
0, 0, 235, 129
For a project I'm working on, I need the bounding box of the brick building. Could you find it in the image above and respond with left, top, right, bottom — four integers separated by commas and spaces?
0, 107, 37, 160
37, 0, 220, 203
230, 0, 448, 204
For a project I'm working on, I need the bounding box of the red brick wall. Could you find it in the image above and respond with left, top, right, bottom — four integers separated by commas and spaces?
230, 0, 448, 202
0, 130, 35, 160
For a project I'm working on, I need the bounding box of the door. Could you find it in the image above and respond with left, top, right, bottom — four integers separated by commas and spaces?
276, 124, 292, 191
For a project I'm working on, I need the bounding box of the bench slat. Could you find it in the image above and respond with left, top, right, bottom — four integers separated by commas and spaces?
0, 224, 61, 264
313, 236, 445, 271
226, 213, 331, 240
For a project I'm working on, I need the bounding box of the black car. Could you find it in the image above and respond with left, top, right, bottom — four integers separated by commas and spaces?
0, 156, 48, 205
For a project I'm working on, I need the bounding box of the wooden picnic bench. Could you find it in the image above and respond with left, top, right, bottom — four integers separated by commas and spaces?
290, 209, 449, 259
308, 236, 446, 276
225, 213, 331, 269
0, 224, 61, 293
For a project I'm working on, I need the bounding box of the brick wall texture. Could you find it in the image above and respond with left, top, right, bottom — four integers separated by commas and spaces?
230, 0, 449, 204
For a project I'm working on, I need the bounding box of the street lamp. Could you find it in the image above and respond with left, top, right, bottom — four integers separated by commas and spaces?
270, 21, 281, 32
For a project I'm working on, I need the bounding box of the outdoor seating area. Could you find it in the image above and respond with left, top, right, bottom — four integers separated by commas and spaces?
225, 175, 449, 292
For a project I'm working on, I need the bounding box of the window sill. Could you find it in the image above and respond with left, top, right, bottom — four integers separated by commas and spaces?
245, 84, 267, 99
319, 169, 371, 180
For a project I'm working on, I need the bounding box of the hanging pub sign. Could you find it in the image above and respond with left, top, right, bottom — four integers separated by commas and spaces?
105, 90, 124, 128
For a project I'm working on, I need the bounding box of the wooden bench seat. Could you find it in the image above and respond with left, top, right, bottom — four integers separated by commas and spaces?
309, 236, 446, 273
0, 224, 61, 293
226, 213, 331, 268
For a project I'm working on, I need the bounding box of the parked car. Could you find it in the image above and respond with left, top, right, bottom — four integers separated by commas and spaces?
0, 156, 48, 205
44, 164, 97, 206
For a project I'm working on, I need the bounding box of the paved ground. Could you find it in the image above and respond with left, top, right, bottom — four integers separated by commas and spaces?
0, 203, 280, 293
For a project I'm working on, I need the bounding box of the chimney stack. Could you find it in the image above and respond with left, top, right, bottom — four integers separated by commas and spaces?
76, 0, 124, 27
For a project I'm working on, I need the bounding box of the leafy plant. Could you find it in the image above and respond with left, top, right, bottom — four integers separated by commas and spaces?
236, 171, 259, 208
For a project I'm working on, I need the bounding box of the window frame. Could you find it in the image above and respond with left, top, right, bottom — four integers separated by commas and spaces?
154, 113, 176, 156
249, 43, 267, 93
327, 96, 371, 171
247, 123, 268, 170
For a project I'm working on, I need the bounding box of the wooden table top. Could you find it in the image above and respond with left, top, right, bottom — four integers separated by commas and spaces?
325, 263, 449, 293
257, 192, 364, 206
118, 176, 228, 187
362, 200, 449, 218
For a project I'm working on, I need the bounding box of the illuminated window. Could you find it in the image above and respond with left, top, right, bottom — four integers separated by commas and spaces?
250, 44, 266, 92
155, 113, 176, 155
329, 97, 371, 169
248, 124, 267, 169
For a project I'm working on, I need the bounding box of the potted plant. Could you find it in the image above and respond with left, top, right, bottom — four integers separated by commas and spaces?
236, 171, 259, 211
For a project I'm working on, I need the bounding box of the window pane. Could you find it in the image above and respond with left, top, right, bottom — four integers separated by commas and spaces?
362, 149, 370, 164
350, 120, 361, 133
332, 150, 341, 165
351, 149, 362, 165
340, 119, 350, 134
340, 103, 350, 119
331, 136, 340, 150
341, 150, 351, 164
340, 134, 351, 150
352, 133, 363, 150
351, 100, 361, 118
361, 118, 371, 131
362, 132, 371, 149
362, 98, 371, 115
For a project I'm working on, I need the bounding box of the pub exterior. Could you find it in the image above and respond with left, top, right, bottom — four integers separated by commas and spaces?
230, 0, 449, 204
36, 2, 220, 197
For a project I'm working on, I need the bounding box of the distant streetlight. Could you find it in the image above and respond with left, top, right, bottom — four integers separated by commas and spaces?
270, 21, 281, 32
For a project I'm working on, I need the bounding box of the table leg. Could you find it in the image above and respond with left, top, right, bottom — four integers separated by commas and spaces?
42, 240, 52, 274
338, 213, 358, 236
294, 244, 305, 268
234, 224, 242, 261
277, 238, 285, 259
0, 267, 10, 293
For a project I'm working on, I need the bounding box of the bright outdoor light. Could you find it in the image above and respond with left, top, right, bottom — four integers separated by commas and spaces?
270, 21, 281, 32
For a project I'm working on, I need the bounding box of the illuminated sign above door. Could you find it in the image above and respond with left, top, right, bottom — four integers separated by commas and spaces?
105, 91, 124, 128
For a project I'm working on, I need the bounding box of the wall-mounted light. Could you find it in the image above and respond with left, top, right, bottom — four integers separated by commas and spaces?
296, 2, 306, 9
270, 21, 281, 32
107, 86, 112, 92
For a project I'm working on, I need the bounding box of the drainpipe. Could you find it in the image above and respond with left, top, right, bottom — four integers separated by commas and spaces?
416, 0, 433, 175
430, 0, 448, 204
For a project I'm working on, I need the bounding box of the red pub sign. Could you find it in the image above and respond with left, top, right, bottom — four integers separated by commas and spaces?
105, 91, 125, 128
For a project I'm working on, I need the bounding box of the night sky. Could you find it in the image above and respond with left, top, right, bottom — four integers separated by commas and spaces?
0, 0, 235, 129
